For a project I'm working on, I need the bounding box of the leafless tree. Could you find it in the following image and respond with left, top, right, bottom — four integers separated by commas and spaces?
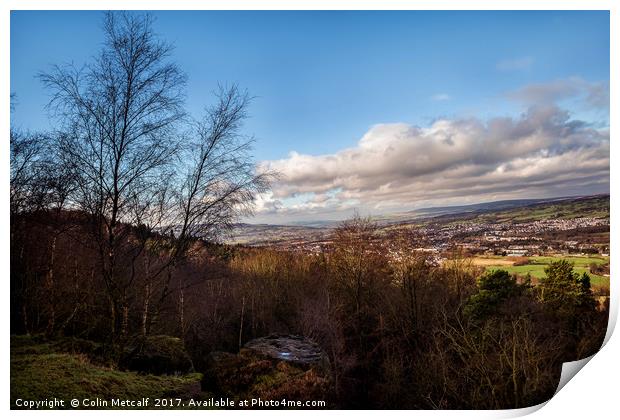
329, 214, 389, 356
175, 85, 272, 245
10, 130, 47, 214
141, 85, 273, 337
38, 12, 272, 343
10, 92, 49, 215
39, 12, 186, 342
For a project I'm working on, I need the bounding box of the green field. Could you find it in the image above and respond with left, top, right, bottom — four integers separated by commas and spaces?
485, 255, 610, 288
529, 256, 608, 265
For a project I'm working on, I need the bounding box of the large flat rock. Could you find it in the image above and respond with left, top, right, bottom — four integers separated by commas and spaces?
243, 334, 327, 366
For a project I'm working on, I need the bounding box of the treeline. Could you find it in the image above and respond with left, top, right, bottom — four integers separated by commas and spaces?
11, 212, 608, 409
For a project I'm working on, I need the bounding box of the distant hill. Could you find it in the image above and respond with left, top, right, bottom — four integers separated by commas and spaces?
360, 194, 609, 225
230, 223, 328, 245
431, 194, 609, 224
231, 194, 609, 245
411, 197, 573, 217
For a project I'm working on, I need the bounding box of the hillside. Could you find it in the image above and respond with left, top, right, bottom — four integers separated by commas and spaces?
432, 194, 609, 225
230, 194, 610, 247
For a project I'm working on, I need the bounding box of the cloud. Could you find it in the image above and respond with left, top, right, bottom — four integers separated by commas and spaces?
252, 192, 283, 214
256, 104, 609, 221
497, 57, 534, 71
508, 77, 609, 110
431, 93, 451, 101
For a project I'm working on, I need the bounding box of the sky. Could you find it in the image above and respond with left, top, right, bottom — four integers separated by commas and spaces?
10, 11, 610, 223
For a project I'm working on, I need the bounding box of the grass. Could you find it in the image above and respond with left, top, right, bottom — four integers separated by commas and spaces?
530, 256, 609, 265
11, 335, 208, 409
483, 255, 610, 288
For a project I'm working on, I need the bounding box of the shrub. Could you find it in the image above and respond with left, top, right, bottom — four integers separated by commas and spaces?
120, 335, 194, 375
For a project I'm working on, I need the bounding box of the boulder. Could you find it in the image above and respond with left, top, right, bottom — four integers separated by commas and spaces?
120, 335, 193, 375
201, 334, 331, 404
244, 334, 330, 370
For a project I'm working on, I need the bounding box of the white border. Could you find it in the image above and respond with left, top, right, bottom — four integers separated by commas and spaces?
2, 1, 616, 419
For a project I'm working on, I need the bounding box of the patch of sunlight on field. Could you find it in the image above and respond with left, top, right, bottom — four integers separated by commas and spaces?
471, 257, 515, 267
531, 256, 609, 266
481, 254, 610, 288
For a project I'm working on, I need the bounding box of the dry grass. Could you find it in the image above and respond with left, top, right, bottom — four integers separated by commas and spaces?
471, 257, 514, 267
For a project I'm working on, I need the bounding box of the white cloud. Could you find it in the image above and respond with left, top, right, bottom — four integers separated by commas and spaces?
255, 103, 609, 222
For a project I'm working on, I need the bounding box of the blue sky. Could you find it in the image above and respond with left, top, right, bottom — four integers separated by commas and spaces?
11, 11, 610, 223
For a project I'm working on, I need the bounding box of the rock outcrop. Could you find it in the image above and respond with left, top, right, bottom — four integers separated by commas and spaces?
201, 334, 331, 405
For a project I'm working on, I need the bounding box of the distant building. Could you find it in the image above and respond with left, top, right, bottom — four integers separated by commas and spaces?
507, 248, 528, 257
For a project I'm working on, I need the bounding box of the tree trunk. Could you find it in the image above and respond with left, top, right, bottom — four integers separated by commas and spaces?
120, 295, 129, 341
178, 280, 185, 339
142, 283, 151, 336
238, 296, 246, 350
45, 235, 57, 337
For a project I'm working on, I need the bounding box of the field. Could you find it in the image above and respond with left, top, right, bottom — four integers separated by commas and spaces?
480, 255, 610, 288
472, 256, 523, 267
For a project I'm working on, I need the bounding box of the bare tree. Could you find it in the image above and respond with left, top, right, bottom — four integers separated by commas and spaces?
329, 214, 389, 355
10, 129, 47, 214
141, 85, 273, 337
39, 11, 187, 342
10, 93, 50, 334
10, 91, 50, 215
176, 85, 272, 246
38, 12, 272, 343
